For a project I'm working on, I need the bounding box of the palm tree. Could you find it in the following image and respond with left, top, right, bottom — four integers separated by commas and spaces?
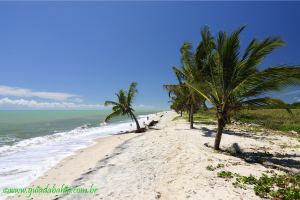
104, 82, 141, 132
165, 43, 206, 129
168, 87, 187, 117
180, 26, 300, 150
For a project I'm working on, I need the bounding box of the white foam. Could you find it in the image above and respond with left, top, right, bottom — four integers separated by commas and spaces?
0, 113, 157, 200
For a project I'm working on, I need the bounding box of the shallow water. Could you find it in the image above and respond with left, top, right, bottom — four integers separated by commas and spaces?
0, 109, 162, 200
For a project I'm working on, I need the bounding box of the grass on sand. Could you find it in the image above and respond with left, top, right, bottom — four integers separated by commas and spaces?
176, 109, 300, 134
236, 109, 300, 133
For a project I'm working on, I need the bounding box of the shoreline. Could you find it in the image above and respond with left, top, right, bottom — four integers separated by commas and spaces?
6, 110, 300, 200
6, 111, 168, 200
9, 132, 138, 200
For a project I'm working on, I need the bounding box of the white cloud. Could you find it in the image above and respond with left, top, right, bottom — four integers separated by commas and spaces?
293, 97, 300, 102
285, 90, 300, 95
71, 98, 84, 103
0, 98, 104, 109
135, 104, 154, 109
0, 85, 78, 101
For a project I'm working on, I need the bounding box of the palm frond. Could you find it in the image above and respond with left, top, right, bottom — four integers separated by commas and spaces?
104, 101, 120, 106
236, 37, 285, 87
127, 82, 138, 105
234, 66, 300, 98
185, 80, 210, 103
242, 97, 292, 113
117, 89, 127, 105
172, 66, 184, 84
104, 109, 122, 122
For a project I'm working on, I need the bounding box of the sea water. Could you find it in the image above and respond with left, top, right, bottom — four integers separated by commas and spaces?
0, 109, 162, 199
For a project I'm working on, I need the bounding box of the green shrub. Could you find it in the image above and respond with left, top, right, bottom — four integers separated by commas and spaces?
206, 163, 225, 171
206, 165, 215, 171
232, 173, 300, 199
217, 171, 234, 178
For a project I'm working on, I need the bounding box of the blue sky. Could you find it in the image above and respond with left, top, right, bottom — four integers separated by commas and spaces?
0, 1, 300, 109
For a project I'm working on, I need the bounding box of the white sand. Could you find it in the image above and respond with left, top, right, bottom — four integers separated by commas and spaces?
9, 111, 299, 200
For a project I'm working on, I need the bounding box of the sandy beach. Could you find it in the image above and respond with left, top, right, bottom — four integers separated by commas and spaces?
9, 111, 299, 200
2, 2, 300, 200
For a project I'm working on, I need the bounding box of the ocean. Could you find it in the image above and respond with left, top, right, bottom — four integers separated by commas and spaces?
0, 109, 163, 199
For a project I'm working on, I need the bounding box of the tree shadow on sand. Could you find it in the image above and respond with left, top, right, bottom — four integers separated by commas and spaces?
199, 125, 272, 141
200, 126, 300, 173
224, 129, 271, 140
175, 127, 201, 131
199, 127, 216, 137
225, 150, 300, 173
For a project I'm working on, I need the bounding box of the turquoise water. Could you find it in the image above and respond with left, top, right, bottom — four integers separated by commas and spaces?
0, 109, 165, 198
0, 109, 162, 146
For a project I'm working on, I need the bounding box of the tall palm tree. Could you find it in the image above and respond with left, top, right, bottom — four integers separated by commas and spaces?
168, 86, 188, 117
104, 82, 141, 131
165, 43, 206, 129
180, 26, 300, 150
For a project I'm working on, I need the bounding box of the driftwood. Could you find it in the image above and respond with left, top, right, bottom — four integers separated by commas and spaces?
148, 120, 159, 127
135, 127, 146, 133
117, 120, 160, 134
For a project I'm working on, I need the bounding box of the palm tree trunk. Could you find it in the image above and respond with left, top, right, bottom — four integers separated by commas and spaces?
131, 113, 141, 130
190, 104, 194, 129
187, 107, 191, 122
180, 110, 183, 117
214, 112, 226, 150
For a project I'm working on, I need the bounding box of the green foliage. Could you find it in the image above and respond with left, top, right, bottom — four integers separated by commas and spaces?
104, 82, 141, 130
290, 102, 300, 109
164, 42, 207, 124
206, 165, 215, 171
236, 109, 300, 133
169, 26, 300, 149
206, 163, 225, 171
232, 173, 300, 199
235, 174, 257, 185
189, 109, 300, 134
183, 109, 216, 122
206, 163, 299, 199
217, 171, 234, 178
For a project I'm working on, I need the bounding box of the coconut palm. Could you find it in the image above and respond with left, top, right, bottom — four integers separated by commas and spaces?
180, 26, 300, 150
165, 43, 206, 129
168, 86, 188, 117
104, 82, 141, 131
164, 63, 188, 117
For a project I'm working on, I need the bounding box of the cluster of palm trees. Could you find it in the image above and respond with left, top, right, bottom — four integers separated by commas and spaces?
165, 26, 300, 150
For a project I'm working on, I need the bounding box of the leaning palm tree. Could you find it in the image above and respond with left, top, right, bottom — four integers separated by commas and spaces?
181, 26, 300, 150
104, 82, 141, 132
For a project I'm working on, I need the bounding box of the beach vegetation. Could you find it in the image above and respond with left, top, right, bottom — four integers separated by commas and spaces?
217, 170, 234, 178
233, 173, 300, 199
213, 169, 300, 199
206, 163, 225, 171
206, 165, 215, 171
167, 26, 300, 150
236, 109, 300, 133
